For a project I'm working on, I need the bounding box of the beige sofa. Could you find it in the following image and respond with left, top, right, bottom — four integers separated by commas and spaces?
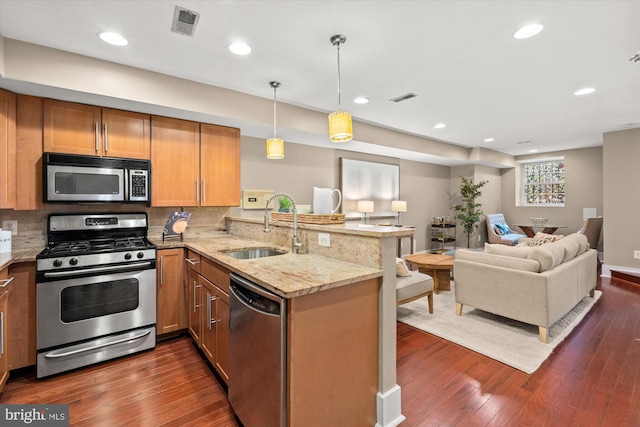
453, 233, 597, 342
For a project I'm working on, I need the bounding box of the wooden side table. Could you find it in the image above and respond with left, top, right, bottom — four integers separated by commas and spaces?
404, 253, 455, 294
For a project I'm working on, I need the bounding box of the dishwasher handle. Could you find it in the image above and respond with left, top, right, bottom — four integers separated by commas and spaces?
230, 274, 283, 316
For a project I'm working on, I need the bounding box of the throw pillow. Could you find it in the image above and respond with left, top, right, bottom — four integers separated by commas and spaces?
495, 223, 511, 235
530, 232, 564, 247
396, 258, 411, 277
493, 225, 504, 236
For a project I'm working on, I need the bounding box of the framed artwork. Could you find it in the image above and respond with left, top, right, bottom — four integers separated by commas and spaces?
339, 158, 400, 219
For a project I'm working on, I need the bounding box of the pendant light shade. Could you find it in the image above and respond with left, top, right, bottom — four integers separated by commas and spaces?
329, 34, 353, 143
266, 81, 285, 159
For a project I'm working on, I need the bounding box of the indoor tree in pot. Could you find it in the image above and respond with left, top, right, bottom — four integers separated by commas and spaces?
454, 176, 488, 248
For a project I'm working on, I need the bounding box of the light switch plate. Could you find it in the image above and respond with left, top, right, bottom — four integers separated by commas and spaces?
242, 190, 275, 210
2, 220, 17, 236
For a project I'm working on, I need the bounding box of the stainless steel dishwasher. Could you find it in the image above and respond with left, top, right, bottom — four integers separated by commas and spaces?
228, 273, 286, 427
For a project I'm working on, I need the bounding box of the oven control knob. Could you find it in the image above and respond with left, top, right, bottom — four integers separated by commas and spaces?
124, 253, 132, 260
53, 259, 63, 267
137, 252, 144, 259
69, 258, 78, 266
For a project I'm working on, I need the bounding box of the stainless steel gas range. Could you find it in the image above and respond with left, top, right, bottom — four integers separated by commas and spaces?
35, 213, 157, 378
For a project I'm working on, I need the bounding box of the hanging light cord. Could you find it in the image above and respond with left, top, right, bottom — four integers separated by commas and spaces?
273, 85, 277, 138
336, 41, 342, 110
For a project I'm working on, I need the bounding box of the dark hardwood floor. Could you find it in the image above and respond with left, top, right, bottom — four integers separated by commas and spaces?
1, 275, 638, 426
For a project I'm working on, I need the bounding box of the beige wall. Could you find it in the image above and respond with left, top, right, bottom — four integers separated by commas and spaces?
603, 128, 640, 270
501, 146, 604, 242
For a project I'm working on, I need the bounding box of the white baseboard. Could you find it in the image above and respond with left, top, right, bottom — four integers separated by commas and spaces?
376, 384, 405, 427
601, 263, 640, 278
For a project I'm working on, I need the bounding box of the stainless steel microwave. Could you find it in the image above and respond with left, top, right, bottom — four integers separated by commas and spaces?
43, 153, 151, 203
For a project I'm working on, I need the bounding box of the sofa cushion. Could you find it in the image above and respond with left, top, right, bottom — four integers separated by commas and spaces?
456, 249, 540, 272
526, 243, 565, 272
396, 257, 411, 277
530, 232, 564, 246
555, 236, 580, 262
396, 271, 434, 302
567, 233, 589, 254
484, 242, 531, 258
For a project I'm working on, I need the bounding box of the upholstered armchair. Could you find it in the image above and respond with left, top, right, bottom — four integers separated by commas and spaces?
486, 213, 527, 246
578, 217, 603, 264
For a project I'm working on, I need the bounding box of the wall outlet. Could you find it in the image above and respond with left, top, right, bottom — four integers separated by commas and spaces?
2, 220, 17, 236
318, 233, 330, 247
634, 250, 640, 260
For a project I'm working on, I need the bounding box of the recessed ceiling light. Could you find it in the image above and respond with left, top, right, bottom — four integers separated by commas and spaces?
99, 32, 128, 46
529, 149, 539, 153
353, 97, 369, 104
434, 123, 446, 129
514, 23, 544, 39
484, 138, 495, 143
228, 42, 251, 55
574, 87, 596, 96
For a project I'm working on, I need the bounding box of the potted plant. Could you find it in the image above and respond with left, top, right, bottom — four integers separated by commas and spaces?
454, 176, 488, 248
278, 196, 292, 212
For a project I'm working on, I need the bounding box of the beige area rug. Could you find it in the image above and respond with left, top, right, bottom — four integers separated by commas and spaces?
397, 284, 602, 374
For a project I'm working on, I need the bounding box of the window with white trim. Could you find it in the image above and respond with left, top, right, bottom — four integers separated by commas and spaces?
521, 160, 565, 206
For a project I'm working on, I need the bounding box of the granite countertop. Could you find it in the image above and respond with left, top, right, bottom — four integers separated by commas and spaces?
2, 228, 383, 299
150, 232, 382, 298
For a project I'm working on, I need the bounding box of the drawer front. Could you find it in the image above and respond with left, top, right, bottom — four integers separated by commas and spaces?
201, 258, 230, 294
185, 250, 201, 273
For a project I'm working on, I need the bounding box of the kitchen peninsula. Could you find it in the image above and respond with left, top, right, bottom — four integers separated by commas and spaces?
156, 216, 413, 427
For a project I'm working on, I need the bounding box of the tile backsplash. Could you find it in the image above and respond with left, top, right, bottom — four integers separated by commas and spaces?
0, 205, 230, 249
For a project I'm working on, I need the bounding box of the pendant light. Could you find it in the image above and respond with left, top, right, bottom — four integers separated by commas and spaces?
328, 34, 353, 143
266, 81, 284, 159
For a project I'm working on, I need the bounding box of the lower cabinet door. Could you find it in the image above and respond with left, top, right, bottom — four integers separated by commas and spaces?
187, 268, 203, 345
200, 277, 217, 365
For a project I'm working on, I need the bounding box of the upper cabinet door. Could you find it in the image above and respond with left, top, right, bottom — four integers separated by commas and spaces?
43, 99, 101, 156
0, 89, 16, 209
200, 123, 240, 207
151, 116, 200, 207
101, 108, 150, 159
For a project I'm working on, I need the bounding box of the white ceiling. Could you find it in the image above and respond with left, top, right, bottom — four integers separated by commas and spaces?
0, 0, 638, 159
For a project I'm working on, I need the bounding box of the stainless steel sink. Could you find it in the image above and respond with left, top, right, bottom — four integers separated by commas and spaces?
222, 247, 287, 259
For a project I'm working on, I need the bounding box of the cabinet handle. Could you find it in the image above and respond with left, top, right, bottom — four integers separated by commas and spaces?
0, 277, 13, 288
202, 179, 206, 204
185, 258, 200, 266
159, 256, 164, 284
193, 280, 203, 312
95, 122, 100, 152
103, 122, 109, 152
206, 292, 211, 330
195, 180, 199, 204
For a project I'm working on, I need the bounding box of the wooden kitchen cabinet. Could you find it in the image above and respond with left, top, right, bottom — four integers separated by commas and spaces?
151, 116, 200, 207
200, 274, 230, 383
151, 117, 240, 207
0, 267, 12, 391
16, 94, 44, 211
200, 123, 240, 207
7, 262, 37, 370
156, 249, 187, 335
43, 99, 151, 159
184, 253, 230, 384
0, 88, 16, 209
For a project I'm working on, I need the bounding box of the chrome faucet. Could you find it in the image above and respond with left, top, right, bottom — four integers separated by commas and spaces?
264, 193, 303, 254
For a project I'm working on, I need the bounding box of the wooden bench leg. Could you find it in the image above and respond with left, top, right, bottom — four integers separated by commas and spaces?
455, 303, 463, 316
427, 291, 433, 314
539, 326, 548, 343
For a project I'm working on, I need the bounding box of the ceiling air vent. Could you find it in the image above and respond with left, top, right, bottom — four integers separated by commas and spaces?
389, 93, 418, 103
171, 6, 200, 37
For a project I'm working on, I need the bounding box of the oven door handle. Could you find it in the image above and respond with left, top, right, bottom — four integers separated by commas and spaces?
43, 262, 152, 278
43, 329, 152, 359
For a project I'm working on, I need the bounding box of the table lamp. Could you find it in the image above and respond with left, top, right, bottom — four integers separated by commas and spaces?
357, 200, 374, 224
391, 200, 407, 226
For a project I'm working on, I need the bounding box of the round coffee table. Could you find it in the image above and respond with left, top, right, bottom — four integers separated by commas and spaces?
404, 253, 455, 294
